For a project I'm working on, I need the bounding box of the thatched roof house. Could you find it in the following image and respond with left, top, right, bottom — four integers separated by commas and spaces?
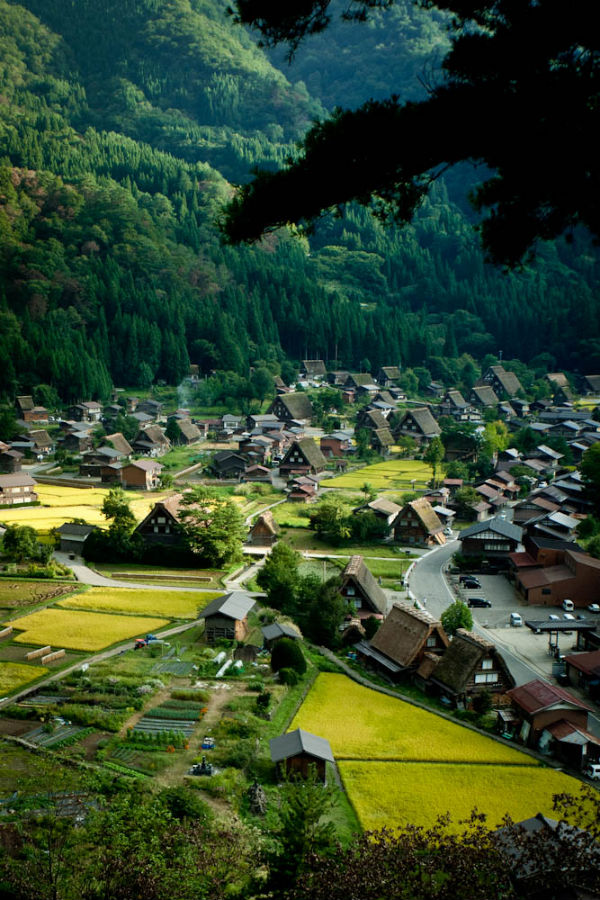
428, 629, 515, 707
393, 497, 445, 546
246, 510, 278, 546
279, 438, 327, 476
269, 392, 314, 423
356, 602, 449, 678
340, 555, 387, 617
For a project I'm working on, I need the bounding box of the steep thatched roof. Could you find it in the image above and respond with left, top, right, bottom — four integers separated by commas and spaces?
407, 498, 445, 536
470, 385, 499, 406
430, 630, 497, 694
302, 359, 327, 377
372, 427, 394, 448
273, 392, 314, 420
105, 432, 133, 455
249, 510, 278, 537
176, 418, 201, 442
341, 555, 387, 614
282, 438, 327, 471
396, 407, 441, 437
370, 602, 448, 668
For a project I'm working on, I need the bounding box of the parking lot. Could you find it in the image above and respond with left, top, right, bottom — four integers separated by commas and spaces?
448, 571, 596, 683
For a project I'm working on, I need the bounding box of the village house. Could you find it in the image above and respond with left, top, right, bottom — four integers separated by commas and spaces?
320, 432, 353, 458
458, 516, 522, 562
344, 372, 374, 391
279, 438, 327, 477
300, 359, 326, 380
579, 374, 600, 395
477, 365, 523, 399
242, 464, 272, 483
353, 497, 402, 533
136, 398, 162, 419
170, 418, 202, 445
376, 366, 402, 387
199, 591, 255, 643
132, 425, 170, 456
261, 622, 302, 650
506, 680, 594, 765
67, 401, 102, 422
209, 451, 247, 479
270, 728, 334, 782
393, 498, 445, 546
392, 407, 441, 444
438, 389, 476, 421
427, 629, 515, 708
15, 396, 48, 423
326, 370, 350, 387
56, 523, 95, 555
120, 459, 162, 490
104, 432, 133, 457
59, 431, 94, 454
469, 384, 500, 408
246, 510, 278, 547
133, 495, 187, 546
356, 603, 449, 680
339, 555, 387, 618
564, 649, 600, 701
514, 547, 600, 607
0, 448, 23, 473
0, 472, 38, 506
268, 392, 314, 424
79, 445, 125, 477
25, 429, 54, 457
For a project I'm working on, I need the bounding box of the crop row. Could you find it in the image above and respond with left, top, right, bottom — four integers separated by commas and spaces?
144, 706, 202, 720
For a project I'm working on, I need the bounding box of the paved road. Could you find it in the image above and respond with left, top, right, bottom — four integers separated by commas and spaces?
407, 541, 553, 687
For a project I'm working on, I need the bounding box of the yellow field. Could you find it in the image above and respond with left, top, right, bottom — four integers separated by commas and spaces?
7, 608, 169, 651
338, 762, 580, 831
0, 484, 168, 531
325, 459, 434, 491
0, 661, 49, 693
58, 587, 222, 619
291, 675, 534, 764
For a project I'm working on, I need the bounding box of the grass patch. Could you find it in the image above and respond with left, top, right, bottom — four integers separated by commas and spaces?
338, 761, 580, 832
292, 674, 535, 764
0, 661, 49, 693
8, 608, 170, 651
324, 459, 435, 491
283, 528, 415, 558
57, 587, 221, 619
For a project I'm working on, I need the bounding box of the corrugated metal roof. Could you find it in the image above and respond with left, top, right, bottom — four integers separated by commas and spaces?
199, 591, 255, 621
270, 728, 334, 763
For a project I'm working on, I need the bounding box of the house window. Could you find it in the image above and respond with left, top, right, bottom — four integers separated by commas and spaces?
426, 636, 437, 648
482, 658, 493, 670
542, 588, 551, 595
475, 672, 498, 684
346, 586, 355, 596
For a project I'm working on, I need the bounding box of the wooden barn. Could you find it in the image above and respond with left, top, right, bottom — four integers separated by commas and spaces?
199, 591, 255, 643
246, 510, 278, 547
270, 728, 334, 782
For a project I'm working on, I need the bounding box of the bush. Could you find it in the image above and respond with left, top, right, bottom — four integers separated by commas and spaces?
270, 637, 306, 675
279, 667, 300, 686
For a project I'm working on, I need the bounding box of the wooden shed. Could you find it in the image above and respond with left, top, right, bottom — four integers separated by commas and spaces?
199, 591, 255, 643
269, 728, 334, 782
246, 511, 278, 547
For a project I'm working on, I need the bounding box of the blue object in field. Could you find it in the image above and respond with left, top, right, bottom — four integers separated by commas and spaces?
202, 737, 215, 750
146, 633, 158, 641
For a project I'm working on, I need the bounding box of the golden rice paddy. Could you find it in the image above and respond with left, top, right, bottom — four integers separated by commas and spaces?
58, 587, 221, 619
7, 608, 169, 651
1, 484, 168, 531
338, 761, 581, 832
291, 674, 534, 764
0, 661, 49, 694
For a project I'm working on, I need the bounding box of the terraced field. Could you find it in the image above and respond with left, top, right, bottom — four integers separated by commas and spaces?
58, 587, 221, 619
324, 459, 435, 491
0, 661, 49, 693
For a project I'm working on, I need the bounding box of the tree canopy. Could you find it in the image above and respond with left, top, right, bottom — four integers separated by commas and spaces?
225, 1, 600, 266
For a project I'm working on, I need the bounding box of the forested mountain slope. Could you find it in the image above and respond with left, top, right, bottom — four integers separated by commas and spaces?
0, 0, 599, 402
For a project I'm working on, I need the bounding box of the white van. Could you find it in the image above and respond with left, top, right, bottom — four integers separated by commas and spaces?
562, 598, 575, 612
510, 612, 523, 627
585, 763, 600, 780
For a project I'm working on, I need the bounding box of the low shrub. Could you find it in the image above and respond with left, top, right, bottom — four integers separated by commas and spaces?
279, 667, 300, 686
270, 638, 306, 675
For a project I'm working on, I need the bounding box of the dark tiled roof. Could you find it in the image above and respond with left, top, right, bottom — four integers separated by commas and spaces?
270, 728, 334, 763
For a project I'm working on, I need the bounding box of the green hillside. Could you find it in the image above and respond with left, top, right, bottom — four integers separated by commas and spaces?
0, 0, 599, 404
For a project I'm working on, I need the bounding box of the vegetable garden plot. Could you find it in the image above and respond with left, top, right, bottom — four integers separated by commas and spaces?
133, 718, 196, 737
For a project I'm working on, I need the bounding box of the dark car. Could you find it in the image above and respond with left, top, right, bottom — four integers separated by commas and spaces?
459, 575, 481, 588
468, 597, 492, 608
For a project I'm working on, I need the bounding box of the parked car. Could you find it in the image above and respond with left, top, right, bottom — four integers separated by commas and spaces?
563, 613, 575, 621
562, 598, 575, 612
468, 597, 492, 608
459, 575, 481, 587
588, 603, 600, 614
510, 613, 523, 627
548, 614, 560, 622
584, 763, 600, 780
